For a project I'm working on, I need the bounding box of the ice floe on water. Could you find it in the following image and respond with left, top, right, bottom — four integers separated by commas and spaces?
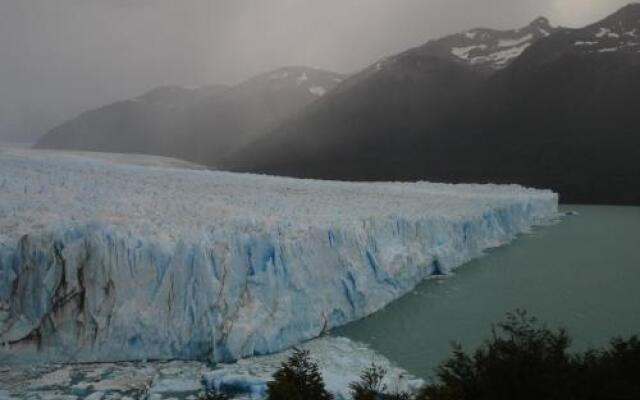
0, 336, 421, 400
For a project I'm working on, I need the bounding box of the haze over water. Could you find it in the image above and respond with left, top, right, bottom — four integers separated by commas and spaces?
335, 205, 640, 379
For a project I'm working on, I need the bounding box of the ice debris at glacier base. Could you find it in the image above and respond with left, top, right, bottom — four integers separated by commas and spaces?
0, 336, 421, 400
0, 148, 559, 364
204, 336, 424, 399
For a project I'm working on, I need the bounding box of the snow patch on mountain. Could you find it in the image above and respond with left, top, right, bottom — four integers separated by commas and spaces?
451, 44, 488, 60
0, 149, 558, 364
489, 43, 532, 66
296, 72, 309, 85
441, 17, 559, 69
575, 40, 599, 46
596, 27, 619, 38
572, 4, 640, 54
309, 86, 327, 96
497, 33, 533, 48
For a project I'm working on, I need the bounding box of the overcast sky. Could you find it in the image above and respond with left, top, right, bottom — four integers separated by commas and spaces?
0, 0, 631, 141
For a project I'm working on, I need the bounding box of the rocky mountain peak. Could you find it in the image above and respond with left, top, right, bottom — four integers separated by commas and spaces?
433, 18, 559, 70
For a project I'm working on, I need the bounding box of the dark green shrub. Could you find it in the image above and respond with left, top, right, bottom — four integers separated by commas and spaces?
570, 335, 640, 399
418, 310, 640, 400
351, 363, 414, 400
266, 348, 333, 400
351, 364, 388, 400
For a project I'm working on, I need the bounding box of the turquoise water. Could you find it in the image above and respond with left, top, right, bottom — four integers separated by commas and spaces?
334, 205, 640, 380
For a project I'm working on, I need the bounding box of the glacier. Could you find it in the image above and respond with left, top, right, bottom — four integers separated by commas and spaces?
0, 148, 558, 364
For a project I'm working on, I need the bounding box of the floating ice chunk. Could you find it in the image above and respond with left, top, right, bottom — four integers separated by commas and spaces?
149, 378, 203, 394
204, 336, 424, 400
0, 337, 419, 399
0, 360, 206, 399
0, 390, 19, 400
27, 368, 73, 389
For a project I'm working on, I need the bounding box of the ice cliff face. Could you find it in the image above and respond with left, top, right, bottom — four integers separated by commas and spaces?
0, 149, 558, 364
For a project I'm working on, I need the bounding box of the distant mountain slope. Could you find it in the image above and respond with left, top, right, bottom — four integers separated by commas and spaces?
222, 18, 560, 176
35, 67, 344, 166
225, 4, 640, 205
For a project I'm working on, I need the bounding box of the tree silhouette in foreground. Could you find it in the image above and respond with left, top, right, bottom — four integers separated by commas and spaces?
350, 363, 412, 400
418, 310, 640, 400
266, 348, 333, 400
213, 311, 639, 400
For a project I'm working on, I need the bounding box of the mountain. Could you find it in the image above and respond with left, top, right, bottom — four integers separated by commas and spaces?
35, 67, 344, 166
222, 17, 560, 178
440, 3, 640, 204
428, 16, 555, 70
224, 4, 640, 205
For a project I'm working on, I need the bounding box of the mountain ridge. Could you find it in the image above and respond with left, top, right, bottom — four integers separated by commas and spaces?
35, 66, 345, 166
224, 4, 640, 205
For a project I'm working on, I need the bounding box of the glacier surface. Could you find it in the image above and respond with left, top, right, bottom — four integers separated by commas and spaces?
0, 148, 558, 364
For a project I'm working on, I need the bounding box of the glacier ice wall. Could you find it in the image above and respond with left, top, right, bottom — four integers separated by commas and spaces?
0, 148, 558, 363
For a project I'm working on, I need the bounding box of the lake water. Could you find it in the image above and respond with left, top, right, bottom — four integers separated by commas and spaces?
334, 205, 640, 380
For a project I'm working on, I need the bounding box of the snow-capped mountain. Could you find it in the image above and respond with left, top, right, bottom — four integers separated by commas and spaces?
569, 3, 640, 54
364, 16, 558, 77
35, 67, 344, 166
225, 4, 640, 205
438, 16, 558, 69
223, 17, 559, 178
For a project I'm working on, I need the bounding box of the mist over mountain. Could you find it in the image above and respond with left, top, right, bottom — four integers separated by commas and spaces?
36, 67, 344, 165
224, 4, 640, 205
29, 3, 640, 205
